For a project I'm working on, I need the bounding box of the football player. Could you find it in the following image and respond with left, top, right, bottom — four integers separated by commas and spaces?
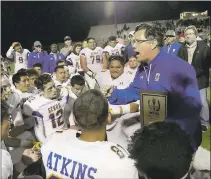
23, 74, 70, 143
6, 42, 30, 73
66, 43, 82, 75
66, 75, 86, 127
53, 65, 70, 87
80, 37, 106, 89
33, 63, 42, 76
95, 55, 132, 89
124, 56, 139, 82
103, 36, 122, 62
27, 69, 39, 94
41, 89, 138, 179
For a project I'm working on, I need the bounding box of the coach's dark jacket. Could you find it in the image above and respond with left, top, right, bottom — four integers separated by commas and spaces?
177, 41, 211, 90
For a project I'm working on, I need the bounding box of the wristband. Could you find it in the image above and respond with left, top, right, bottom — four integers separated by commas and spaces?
121, 104, 130, 115
109, 107, 121, 115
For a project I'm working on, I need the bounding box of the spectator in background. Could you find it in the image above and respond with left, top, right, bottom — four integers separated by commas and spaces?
6, 42, 30, 73
161, 30, 182, 56
179, 33, 185, 44
178, 25, 211, 131
66, 43, 83, 75
124, 31, 136, 63
82, 39, 88, 48
32, 63, 42, 76
60, 36, 72, 58
47, 43, 65, 74
28, 41, 49, 73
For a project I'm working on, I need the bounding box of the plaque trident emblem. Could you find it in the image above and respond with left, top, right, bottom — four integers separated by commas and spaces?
148, 98, 160, 114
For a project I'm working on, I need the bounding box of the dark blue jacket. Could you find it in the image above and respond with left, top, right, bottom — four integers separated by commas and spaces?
46, 53, 65, 74
124, 43, 136, 62
108, 50, 202, 150
161, 41, 182, 56
28, 51, 49, 73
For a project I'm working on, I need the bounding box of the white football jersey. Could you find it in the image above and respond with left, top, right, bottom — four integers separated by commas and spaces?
23, 92, 69, 143
80, 47, 103, 73
6, 47, 30, 73
53, 79, 70, 87
7, 89, 34, 126
1, 149, 13, 179
41, 130, 138, 179
96, 70, 132, 89
103, 45, 121, 56
124, 67, 138, 83
66, 53, 83, 74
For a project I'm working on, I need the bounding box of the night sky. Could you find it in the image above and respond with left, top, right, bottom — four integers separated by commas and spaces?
1, 1, 211, 55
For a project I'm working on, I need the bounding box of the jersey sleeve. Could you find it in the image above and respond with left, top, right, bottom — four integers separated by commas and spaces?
32, 111, 47, 143
79, 49, 86, 57
6, 46, 14, 59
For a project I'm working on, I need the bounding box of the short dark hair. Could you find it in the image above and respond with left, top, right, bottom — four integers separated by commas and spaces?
71, 75, 85, 87
87, 37, 95, 43
129, 122, 194, 179
34, 74, 52, 91
17, 68, 27, 73
108, 36, 117, 42
56, 60, 66, 66
135, 23, 164, 47
27, 69, 38, 77
12, 71, 28, 86
54, 65, 65, 73
73, 89, 108, 130
108, 55, 125, 66
33, 63, 42, 69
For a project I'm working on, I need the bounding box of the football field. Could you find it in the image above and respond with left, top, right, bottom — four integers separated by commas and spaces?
7, 63, 211, 151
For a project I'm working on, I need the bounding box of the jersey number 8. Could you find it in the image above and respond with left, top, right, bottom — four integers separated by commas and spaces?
19, 57, 24, 63
49, 109, 64, 128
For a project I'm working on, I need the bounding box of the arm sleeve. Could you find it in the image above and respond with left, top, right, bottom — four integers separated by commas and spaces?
27, 53, 33, 69
33, 112, 47, 144
108, 71, 141, 105
42, 53, 50, 73
6, 46, 14, 59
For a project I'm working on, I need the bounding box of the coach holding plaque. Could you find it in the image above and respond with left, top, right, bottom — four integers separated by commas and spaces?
102, 24, 202, 152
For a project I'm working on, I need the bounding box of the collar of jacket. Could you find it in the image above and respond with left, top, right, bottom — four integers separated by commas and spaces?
138, 50, 162, 71
186, 41, 197, 49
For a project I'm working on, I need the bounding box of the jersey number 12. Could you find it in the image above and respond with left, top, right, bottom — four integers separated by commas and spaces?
49, 109, 64, 128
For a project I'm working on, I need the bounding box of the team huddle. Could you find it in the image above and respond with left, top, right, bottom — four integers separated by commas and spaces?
1, 23, 210, 179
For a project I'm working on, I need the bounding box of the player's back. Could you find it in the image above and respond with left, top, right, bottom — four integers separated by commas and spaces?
41, 130, 138, 179
103, 45, 120, 56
